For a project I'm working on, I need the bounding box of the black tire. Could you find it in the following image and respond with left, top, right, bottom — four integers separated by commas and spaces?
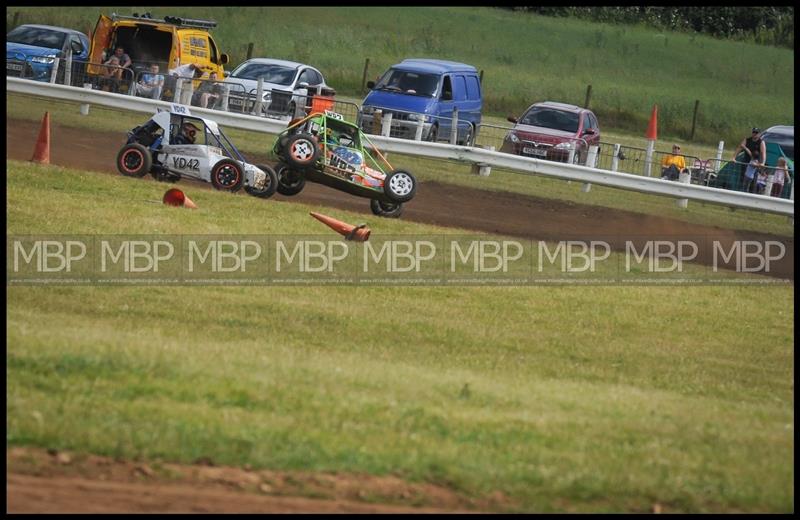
245, 164, 279, 199
383, 169, 417, 203
116, 143, 152, 178
370, 199, 403, 218
284, 132, 320, 170
275, 162, 306, 196
210, 158, 244, 192
426, 124, 439, 143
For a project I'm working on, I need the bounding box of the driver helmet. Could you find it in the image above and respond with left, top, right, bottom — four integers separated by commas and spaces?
182, 122, 201, 143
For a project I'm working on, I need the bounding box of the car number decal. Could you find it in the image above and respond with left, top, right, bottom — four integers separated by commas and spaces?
172, 157, 200, 171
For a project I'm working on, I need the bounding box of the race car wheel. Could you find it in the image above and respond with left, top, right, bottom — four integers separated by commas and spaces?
275, 162, 306, 196
370, 199, 403, 218
383, 169, 417, 203
245, 164, 279, 199
285, 132, 320, 170
210, 159, 244, 192
116, 143, 152, 178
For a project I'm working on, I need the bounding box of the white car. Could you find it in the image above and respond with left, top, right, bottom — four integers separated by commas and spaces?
223, 58, 327, 118
115, 104, 278, 197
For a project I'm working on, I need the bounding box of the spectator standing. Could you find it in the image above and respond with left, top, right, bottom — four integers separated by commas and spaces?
165, 63, 203, 101
733, 128, 766, 193
135, 64, 164, 100
660, 144, 687, 181
770, 157, 791, 197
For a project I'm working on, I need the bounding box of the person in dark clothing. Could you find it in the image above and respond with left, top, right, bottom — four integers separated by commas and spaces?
733, 127, 767, 193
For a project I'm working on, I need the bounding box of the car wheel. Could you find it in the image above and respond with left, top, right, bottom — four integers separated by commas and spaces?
383, 169, 417, 203
572, 151, 583, 165
370, 199, 403, 218
285, 132, 320, 170
426, 124, 438, 143
116, 143, 152, 178
210, 158, 244, 192
245, 164, 279, 198
275, 162, 306, 196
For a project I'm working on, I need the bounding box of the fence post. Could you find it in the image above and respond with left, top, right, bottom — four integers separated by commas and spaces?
644, 140, 655, 177
414, 118, 424, 141
246, 42, 254, 60
11, 11, 20, 31
173, 77, 183, 103
715, 140, 724, 172
584, 84, 592, 108
470, 145, 494, 177
372, 109, 382, 135
479, 69, 484, 85
676, 170, 691, 208
49, 57, 60, 83
79, 83, 92, 115
182, 79, 194, 105
581, 145, 599, 192
253, 77, 264, 115
360, 58, 370, 94
690, 99, 699, 140
449, 106, 459, 145
220, 85, 229, 112
64, 47, 72, 86
610, 143, 621, 172
381, 112, 392, 137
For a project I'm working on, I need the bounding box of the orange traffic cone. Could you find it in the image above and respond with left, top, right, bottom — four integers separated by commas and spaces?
162, 188, 198, 209
309, 211, 370, 242
645, 104, 658, 140
31, 111, 51, 164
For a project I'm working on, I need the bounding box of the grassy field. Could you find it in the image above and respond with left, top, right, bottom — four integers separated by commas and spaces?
6, 161, 795, 512
6, 92, 794, 237
6, 6, 794, 146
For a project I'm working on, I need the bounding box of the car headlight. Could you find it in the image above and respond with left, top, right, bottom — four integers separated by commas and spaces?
31, 56, 55, 64
508, 133, 520, 144
407, 113, 430, 122
554, 141, 575, 150
262, 91, 272, 102
361, 106, 375, 115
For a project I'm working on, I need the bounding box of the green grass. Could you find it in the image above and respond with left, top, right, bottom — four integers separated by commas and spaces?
6, 92, 794, 237
6, 161, 795, 512
6, 7, 793, 146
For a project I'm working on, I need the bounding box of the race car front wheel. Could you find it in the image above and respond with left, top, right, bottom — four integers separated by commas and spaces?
211, 159, 244, 192
245, 164, 279, 199
275, 162, 306, 196
370, 199, 403, 218
285, 132, 320, 170
116, 143, 152, 178
383, 169, 417, 203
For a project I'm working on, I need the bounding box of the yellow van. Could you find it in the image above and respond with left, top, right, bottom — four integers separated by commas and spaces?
87, 12, 229, 90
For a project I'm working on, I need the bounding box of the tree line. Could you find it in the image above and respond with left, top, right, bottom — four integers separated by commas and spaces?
506, 7, 794, 49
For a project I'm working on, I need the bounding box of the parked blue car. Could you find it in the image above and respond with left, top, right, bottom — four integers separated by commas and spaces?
359, 59, 482, 146
7, 24, 90, 83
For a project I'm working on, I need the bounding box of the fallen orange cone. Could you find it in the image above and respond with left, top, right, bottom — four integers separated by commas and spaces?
309, 211, 370, 241
31, 111, 51, 164
163, 188, 198, 209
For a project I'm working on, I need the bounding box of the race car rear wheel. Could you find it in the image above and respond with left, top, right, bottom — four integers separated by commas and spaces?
370, 199, 403, 218
383, 169, 417, 203
210, 159, 244, 192
275, 162, 306, 196
116, 143, 152, 178
285, 132, 320, 170
245, 164, 279, 199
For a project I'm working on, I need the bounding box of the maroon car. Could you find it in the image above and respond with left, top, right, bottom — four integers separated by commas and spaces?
501, 101, 600, 164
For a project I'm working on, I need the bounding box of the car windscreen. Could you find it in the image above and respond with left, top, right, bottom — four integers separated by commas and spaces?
520, 107, 580, 133
230, 63, 297, 86
7, 26, 66, 50
375, 69, 439, 97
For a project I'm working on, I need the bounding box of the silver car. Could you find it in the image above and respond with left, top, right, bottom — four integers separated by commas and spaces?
223, 58, 327, 118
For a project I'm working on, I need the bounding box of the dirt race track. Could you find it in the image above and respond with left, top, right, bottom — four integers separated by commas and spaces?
6, 118, 794, 279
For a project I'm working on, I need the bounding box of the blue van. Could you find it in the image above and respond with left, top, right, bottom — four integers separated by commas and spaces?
359, 59, 482, 146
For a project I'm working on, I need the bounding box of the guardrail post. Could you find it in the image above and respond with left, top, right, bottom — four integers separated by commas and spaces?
49, 57, 60, 83
582, 145, 599, 192
253, 77, 264, 115
372, 109, 382, 135
173, 77, 183, 103
414, 118, 424, 141
64, 47, 72, 86
449, 107, 459, 145
79, 83, 92, 115
715, 141, 724, 171
381, 112, 392, 137
677, 170, 691, 208
644, 140, 655, 177
360, 58, 370, 94
220, 85, 229, 112
470, 145, 495, 177
610, 143, 621, 172
567, 148, 576, 164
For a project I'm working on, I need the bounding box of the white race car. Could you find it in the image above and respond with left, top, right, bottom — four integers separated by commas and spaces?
116, 105, 277, 197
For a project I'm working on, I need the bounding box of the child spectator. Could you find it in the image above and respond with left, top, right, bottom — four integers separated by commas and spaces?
770, 157, 791, 198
